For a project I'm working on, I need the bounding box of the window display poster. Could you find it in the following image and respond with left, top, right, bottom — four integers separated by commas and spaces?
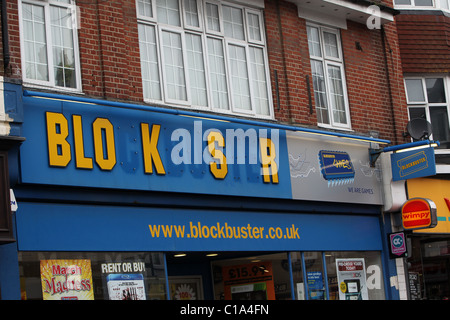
106, 274, 146, 300
336, 259, 368, 300
222, 261, 275, 300
169, 276, 203, 300
307, 271, 324, 300
40, 259, 94, 300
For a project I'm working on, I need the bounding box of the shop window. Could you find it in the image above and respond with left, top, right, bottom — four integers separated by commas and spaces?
211, 253, 291, 300
19, 0, 82, 91
137, 0, 273, 118
325, 251, 385, 300
407, 237, 450, 300
290, 251, 385, 300
18, 252, 167, 300
405, 76, 450, 148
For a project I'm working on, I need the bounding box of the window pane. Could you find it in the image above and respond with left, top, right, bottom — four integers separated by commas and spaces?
207, 38, 229, 110
205, 2, 220, 32
138, 0, 154, 18
156, 0, 181, 26
327, 65, 347, 125
415, 0, 433, 6
307, 26, 322, 58
22, 3, 49, 81
405, 79, 426, 102
162, 30, 187, 101
394, 0, 412, 4
186, 33, 207, 106
408, 107, 426, 120
139, 24, 162, 100
311, 60, 329, 124
222, 5, 245, 40
247, 12, 261, 42
426, 78, 446, 103
430, 106, 450, 145
51, 6, 76, 88
228, 44, 251, 110
249, 47, 269, 115
183, 0, 199, 28
323, 31, 339, 59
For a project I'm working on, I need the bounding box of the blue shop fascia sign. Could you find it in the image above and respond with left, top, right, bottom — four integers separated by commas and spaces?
19, 91, 388, 204
16, 91, 388, 252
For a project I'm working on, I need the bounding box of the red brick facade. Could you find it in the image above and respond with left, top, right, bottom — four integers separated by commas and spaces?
2, 0, 409, 144
396, 13, 450, 74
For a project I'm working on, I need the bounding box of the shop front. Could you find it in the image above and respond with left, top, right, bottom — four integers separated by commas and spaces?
3, 90, 394, 300
404, 178, 450, 300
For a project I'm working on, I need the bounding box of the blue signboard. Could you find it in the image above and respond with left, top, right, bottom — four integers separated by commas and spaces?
20, 94, 291, 199
391, 147, 436, 181
16, 202, 383, 252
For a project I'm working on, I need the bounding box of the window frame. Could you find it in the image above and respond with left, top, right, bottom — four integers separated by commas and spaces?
307, 23, 351, 130
18, 0, 82, 92
136, 0, 157, 22
394, 0, 450, 11
405, 75, 450, 147
137, 0, 274, 119
182, 0, 204, 31
394, 0, 435, 7
158, 25, 191, 105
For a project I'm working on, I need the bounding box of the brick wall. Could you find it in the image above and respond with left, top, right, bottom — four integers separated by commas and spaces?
265, 0, 408, 144
78, 1, 143, 101
265, 0, 314, 126
396, 14, 450, 74
4, 1, 20, 78
4, 0, 408, 143
341, 21, 408, 144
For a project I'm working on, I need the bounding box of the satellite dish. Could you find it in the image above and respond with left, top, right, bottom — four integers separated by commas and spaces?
406, 118, 432, 141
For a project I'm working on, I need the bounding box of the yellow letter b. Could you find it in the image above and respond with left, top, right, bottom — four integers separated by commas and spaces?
46, 112, 71, 167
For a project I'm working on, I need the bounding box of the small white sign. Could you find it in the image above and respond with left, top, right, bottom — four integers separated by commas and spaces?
10, 189, 18, 212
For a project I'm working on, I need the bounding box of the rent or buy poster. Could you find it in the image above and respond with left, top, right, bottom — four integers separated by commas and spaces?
40, 259, 94, 300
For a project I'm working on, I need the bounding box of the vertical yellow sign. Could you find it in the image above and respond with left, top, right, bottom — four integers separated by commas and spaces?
407, 178, 450, 234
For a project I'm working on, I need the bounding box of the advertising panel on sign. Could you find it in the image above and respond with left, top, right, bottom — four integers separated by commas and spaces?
287, 131, 383, 205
